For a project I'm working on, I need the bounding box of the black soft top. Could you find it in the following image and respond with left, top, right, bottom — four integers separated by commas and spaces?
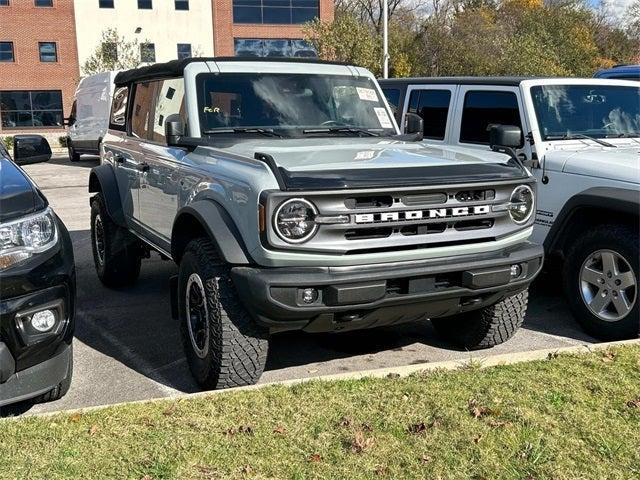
114, 57, 353, 86
378, 76, 538, 87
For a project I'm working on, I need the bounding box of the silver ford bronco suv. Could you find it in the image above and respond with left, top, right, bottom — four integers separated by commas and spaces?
89, 58, 543, 390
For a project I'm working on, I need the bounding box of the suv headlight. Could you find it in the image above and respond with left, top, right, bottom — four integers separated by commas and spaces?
508, 185, 534, 224
0, 208, 58, 271
274, 198, 318, 243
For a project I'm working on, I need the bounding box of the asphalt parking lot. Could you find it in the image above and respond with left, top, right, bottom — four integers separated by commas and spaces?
16, 155, 599, 415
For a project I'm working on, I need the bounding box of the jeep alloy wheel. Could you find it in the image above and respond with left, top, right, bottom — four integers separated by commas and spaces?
185, 273, 210, 359
579, 249, 636, 321
564, 225, 639, 340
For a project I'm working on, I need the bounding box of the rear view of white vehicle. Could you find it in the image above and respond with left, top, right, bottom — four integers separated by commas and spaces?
66, 71, 117, 161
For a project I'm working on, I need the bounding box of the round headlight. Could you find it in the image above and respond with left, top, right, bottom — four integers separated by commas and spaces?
509, 185, 534, 224
274, 198, 318, 243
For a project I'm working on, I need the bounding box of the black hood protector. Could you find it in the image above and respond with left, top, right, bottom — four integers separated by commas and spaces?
254, 152, 529, 191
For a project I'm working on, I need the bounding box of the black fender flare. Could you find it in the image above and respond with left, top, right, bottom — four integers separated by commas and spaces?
171, 201, 251, 265
88, 164, 126, 227
544, 186, 640, 254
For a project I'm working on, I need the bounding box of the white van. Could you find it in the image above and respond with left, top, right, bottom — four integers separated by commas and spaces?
66, 71, 117, 161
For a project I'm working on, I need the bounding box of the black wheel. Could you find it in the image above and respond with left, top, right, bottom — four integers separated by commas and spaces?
563, 225, 639, 340
90, 193, 141, 287
33, 347, 73, 404
67, 141, 81, 162
432, 290, 529, 349
178, 238, 269, 390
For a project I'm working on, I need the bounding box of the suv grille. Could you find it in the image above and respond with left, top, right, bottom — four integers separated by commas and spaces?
266, 181, 532, 254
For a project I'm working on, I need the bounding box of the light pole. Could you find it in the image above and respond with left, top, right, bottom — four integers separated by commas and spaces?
382, 0, 389, 78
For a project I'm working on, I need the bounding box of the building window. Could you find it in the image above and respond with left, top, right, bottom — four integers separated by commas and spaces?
177, 43, 191, 60
34, 0, 53, 6
460, 91, 522, 145
0, 90, 63, 128
234, 39, 316, 57
137, 0, 152, 9
175, 0, 188, 10
0, 42, 14, 62
38, 42, 57, 62
99, 0, 114, 7
0, 1, 10, 6
102, 42, 117, 62
140, 43, 155, 62
233, 0, 319, 24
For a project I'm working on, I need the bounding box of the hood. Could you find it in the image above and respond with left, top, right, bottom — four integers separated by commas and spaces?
0, 157, 46, 223
215, 137, 528, 190
545, 143, 640, 184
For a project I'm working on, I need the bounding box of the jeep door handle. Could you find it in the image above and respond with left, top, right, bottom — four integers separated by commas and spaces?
136, 162, 150, 173
114, 153, 125, 164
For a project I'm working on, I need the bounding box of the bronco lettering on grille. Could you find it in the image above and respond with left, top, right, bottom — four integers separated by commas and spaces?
354, 205, 490, 224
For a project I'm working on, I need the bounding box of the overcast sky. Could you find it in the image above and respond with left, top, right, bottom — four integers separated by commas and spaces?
595, 0, 635, 21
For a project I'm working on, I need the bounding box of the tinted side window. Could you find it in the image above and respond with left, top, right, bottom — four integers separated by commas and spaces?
109, 86, 128, 130
408, 89, 451, 140
460, 91, 521, 145
130, 81, 159, 139
150, 78, 186, 143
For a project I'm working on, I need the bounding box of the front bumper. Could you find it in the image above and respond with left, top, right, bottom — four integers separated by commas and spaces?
0, 343, 71, 407
232, 242, 543, 333
0, 213, 75, 406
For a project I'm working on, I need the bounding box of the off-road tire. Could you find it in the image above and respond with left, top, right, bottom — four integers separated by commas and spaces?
67, 142, 81, 162
90, 193, 141, 287
432, 290, 529, 349
563, 225, 639, 340
33, 347, 73, 404
178, 238, 269, 390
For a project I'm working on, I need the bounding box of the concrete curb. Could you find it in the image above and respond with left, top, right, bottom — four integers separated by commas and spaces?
11, 338, 640, 420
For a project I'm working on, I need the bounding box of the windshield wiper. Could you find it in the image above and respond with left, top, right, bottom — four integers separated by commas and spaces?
302, 127, 380, 137
605, 132, 640, 138
203, 128, 283, 138
546, 133, 616, 148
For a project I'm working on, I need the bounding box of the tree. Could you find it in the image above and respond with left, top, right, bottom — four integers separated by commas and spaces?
82, 28, 147, 76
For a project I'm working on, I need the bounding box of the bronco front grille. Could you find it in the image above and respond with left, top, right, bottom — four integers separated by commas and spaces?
265, 181, 533, 254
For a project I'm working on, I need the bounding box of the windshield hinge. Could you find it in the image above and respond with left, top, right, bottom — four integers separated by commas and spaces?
525, 132, 535, 145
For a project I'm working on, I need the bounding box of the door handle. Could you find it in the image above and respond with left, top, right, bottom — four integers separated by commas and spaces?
136, 162, 150, 173
114, 153, 125, 164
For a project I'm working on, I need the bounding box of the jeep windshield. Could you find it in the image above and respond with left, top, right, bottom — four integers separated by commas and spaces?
196, 73, 397, 137
530, 84, 640, 140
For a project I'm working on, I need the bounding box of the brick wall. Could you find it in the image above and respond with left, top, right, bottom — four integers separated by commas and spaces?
212, 0, 334, 56
0, 0, 80, 134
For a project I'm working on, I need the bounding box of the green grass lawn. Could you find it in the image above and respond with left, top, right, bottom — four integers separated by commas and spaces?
1, 346, 639, 480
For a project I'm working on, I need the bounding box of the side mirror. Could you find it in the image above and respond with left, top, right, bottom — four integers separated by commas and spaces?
404, 113, 424, 138
64, 116, 75, 127
489, 124, 522, 150
13, 135, 52, 165
165, 114, 185, 147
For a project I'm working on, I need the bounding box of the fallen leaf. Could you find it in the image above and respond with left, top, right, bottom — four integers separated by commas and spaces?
468, 399, 492, 418
374, 464, 389, 476
408, 422, 427, 435
140, 476, 153, 480
338, 416, 353, 427
225, 425, 253, 436
387, 373, 400, 379
308, 369, 318, 374
351, 430, 375, 454
473, 434, 483, 444
195, 465, 218, 479
309, 453, 322, 463
69, 413, 82, 423
88, 425, 99, 436
273, 425, 286, 435
601, 350, 616, 363
240, 465, 252, 474
361, 423, 373, 432
626, 396, 640, 408
420, 454, 431, 464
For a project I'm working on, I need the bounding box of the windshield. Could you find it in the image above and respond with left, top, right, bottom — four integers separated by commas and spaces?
530, 84, 640, 140
196, 73, 397, 136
